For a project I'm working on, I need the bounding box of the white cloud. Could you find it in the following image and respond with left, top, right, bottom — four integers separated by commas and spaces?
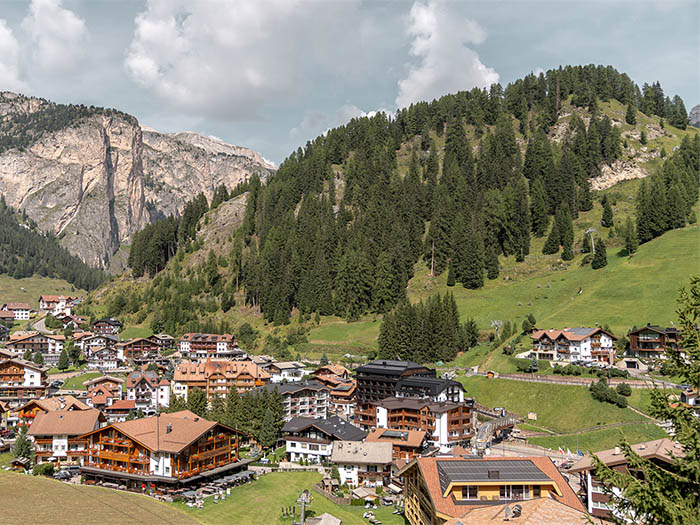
0, 20, 26, 92
290, 104, 392, 140
125, 0, 365, 120
395, 0, 499, 109
21, 0, 88, 73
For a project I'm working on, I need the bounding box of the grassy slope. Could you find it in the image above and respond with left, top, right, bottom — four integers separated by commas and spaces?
528, 424, 668, 453
171, 471, 407, 525
0, 274, 86, 309
0, 470, 196, 525
460, 376, 649, 433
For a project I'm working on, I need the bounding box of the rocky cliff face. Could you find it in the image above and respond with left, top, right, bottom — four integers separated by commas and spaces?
689, 104, 700, 128
0, 92, 274, 269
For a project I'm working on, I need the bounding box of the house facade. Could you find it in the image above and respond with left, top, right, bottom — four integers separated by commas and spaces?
172, 359, 271, 401
355, 360, 435, 429
87, 347, 122, 370
83, 376, 124, 409
268, 361, 309, 383
80, 410, 245, 489
282, 415, 367, 464
254, 380, 330, 421
92, 318, 123, 335
312, 364, 356, 417
627, 325, 680, 359
330, 441, 393, 487
531, 328, 617, 364
178, 333, 241, 359
38, 295, 80, 317
1, 303, 31, 320
570, 438, 683, 520
366, 428, 427, 461
29, 409, 106, 465
0, 357, 48, 405
374, 397, 475, 452
126, 371, 170, 414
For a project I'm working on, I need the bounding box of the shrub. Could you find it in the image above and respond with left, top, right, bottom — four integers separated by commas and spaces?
616, 383, 632, 397
33, 463, 54, 477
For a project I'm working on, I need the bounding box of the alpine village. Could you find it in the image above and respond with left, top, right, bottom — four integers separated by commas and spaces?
0, 3, 698, 524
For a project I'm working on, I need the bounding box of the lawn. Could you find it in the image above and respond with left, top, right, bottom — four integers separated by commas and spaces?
410, 225, 699, 340
528, 423, 668, 453
0, 274, 86, 309
170, 471, 408, 525
60, 371, 105, 391
0, 452, 13, 467
0, 470, 195, 525
460, 376, 648, 433
46, 364, 86, 374
120, 325, 154, 339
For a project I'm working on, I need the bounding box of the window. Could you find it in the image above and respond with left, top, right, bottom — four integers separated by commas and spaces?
533, 485, 541, 498
309, 444, 319, 451
500, 486, 512, 499
461, 486, 477, 500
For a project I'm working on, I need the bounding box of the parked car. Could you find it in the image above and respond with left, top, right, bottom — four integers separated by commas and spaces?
53, 470, 72, 480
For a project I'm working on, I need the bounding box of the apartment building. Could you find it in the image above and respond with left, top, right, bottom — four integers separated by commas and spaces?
172, 358, 271, 401
125, 371, 170, 414
255, 380, 330, 421
178, 333, 242, 359
0, 357, 49, 405
29, 409, 106, 466
330, 441, 393, 488
627, 325, 680, 359
531, 327, 617, 364
282, 415, 366, 464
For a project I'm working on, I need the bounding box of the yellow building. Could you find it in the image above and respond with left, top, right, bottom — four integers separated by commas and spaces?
397, 456, 587, 525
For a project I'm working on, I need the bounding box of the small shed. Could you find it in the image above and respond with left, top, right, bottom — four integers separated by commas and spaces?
11, 457, 31, 470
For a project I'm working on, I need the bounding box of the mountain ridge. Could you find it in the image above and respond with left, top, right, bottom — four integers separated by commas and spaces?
0, 91, 274, 270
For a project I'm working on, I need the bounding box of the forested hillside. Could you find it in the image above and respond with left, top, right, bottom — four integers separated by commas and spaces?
90, 64, 698, 341
0, 198, 106, 290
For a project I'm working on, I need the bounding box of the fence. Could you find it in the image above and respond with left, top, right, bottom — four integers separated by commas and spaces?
313, 483, 351, 505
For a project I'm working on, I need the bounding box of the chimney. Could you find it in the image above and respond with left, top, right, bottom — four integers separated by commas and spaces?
166, 423, 172, 434
613, 446, 621, 455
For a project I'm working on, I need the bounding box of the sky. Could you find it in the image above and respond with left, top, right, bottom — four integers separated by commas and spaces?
0, 0, 698, 165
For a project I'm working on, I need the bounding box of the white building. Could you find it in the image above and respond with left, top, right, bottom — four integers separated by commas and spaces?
126, 371, 170, 415
282, 416, 367, 464
28, 409, 105, 465
330, 441, 393, 487
254, 380, 329, 421
268, 361, 309, 383
1, 303, 31, 320
531, 327, 617, 364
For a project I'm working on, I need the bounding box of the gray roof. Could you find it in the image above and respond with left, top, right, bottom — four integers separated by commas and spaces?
355, 360, 430, 377
396, 376, 464, 397
282, 415, 367, 441
436, 459, 551, 493
330, 441, 393, 465
254, 380, 329, 395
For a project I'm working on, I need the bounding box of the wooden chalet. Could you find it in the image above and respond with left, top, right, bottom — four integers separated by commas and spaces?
92, 318, 123, 335
80, 410, 246, 489
628, 324, 681, 359
116, 337, 161, 360
29, 409, 106, 465
16, 395, 89, 426
0, 357, 49, 404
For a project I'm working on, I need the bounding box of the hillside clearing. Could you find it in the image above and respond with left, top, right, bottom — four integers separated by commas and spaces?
0, 471, 195, 525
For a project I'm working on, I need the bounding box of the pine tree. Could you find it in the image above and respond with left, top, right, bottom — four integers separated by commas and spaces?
372, 251, 395, 313
484, 242, 500, 280
208, 394, 225, 423
625, 103, 637, 125
591, 238, 607, 269
666, 184, 686, 229
446, 262, 455, 287
542, 220, 560, 255
57, 347, 70, 371
601, 196, 614, 227
530, 178, 549, 237
33, 350, 44, 366
22, 348, 31, 361
259, 406, 278, 450
640, 129, 647, 145
623, 217, 639, 255
461, 222, 485, 289
320, 353, 329, 366
186, 387, 208, 417
582, 233, 592, 254
592, 278, 700, 523
13, 426, 32, 459
559, 204, 575, 261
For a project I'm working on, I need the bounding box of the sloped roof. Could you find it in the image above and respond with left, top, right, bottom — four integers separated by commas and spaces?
180, 333, 235, 343
398, 456, 585, 518
254, 380, 328, 395
531, 327, 617, 342
28, 408, 104, 437
174, 359, 270, 382
109, 410, 232, 453
569, 438, 683, 473
330, 441, 393, 465
448, 498, 601, 524
366, 428, 426, 448
314, 364, 350, 377
395, 376, 464, 397
126, 370, 168, 388
282, 415, 366, 441
19, 395, 89, 413
105, 399, 136, 411
83, 375, 125, 387
355, 359, 430, 376
3, 303, 31, 310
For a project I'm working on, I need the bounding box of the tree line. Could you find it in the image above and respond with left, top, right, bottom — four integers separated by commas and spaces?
377, 292, 479, 363
0, 197, 106, 290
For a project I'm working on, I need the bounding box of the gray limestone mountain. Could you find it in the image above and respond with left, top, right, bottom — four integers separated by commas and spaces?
0, 92, 274, 270
689, 104, 700, 128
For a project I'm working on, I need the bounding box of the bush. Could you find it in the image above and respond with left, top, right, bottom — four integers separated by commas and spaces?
616, 383, 632, 397
33, 463, 54, 477
614, 393, 628, 408
350, 499, 365, 506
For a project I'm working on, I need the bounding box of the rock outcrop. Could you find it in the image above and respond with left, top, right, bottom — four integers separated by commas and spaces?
0, 92, 274, 269
689, 104, 700, 128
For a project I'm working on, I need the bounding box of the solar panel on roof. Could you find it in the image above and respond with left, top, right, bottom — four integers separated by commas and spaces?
435, 460, 551, 493
382, 429, 408, 440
